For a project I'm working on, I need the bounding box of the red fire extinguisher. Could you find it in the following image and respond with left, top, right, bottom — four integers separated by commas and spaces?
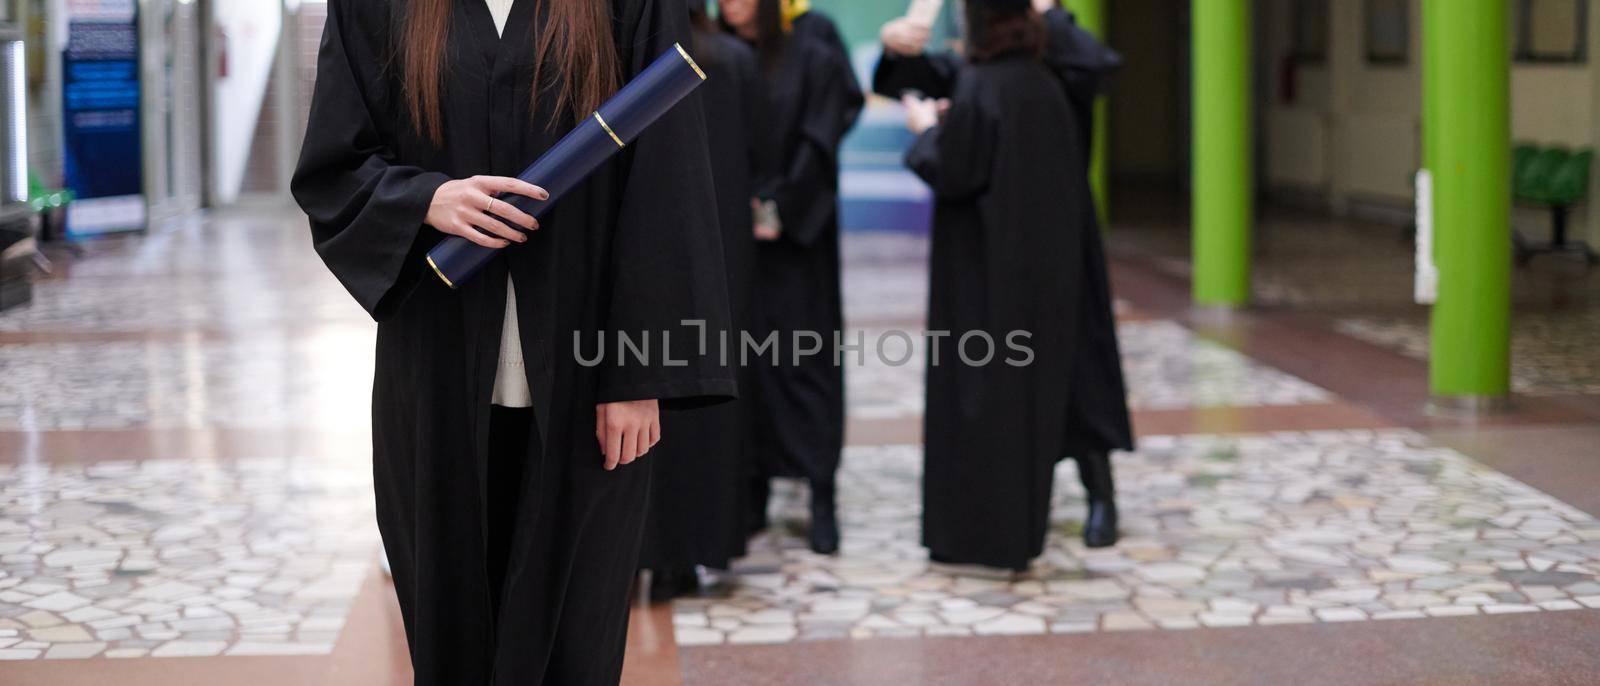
215, 26, 229, 78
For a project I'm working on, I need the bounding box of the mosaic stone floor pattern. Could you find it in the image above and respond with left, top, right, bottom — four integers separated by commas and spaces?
0, 276, 363, 333
1336, 311, 1600, 397
8, 215, 361, 334
0, 326, 375, 431
0, 456, 377, 660
672, 430, 1600, 645
846, 320, 1332, 421
1, 318, 1326, 432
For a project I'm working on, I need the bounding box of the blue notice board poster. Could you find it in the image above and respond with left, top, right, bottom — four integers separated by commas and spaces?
61, 0, 144, 236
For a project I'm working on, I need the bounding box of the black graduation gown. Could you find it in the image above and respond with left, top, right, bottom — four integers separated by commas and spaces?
790, 10, 850, 62
905, 56, 1115, 570
292, 1, 734, 683
638, 30, 764, 572
875, 8, 1133, 460
745, 21, 863, 487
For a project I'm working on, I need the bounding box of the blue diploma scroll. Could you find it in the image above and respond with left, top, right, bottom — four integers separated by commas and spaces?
425, 43, 709, 287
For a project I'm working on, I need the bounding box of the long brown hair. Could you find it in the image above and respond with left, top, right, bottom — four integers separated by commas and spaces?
401, 0, 620, 142
964, 5, 1045, 62
719, 0, 785, 72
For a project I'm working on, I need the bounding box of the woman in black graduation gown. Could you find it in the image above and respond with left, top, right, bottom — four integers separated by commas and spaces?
876, 0, 1139, 550
292, 0, 733, 683
718, 0, 862, 554
638, 0, 766, 601
898, 0, 1132, 571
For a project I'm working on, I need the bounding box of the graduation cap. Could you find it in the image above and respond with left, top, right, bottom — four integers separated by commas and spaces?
968, 0, 1031, 8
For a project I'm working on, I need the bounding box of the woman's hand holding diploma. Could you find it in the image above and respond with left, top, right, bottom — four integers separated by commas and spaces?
426, 175, 550, 248
596, 400, 661, 471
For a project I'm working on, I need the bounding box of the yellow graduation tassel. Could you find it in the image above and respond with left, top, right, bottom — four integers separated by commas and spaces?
781, 0, 810, 32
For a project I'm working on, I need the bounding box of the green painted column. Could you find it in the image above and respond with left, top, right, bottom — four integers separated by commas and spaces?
1063, 0, 1109, 228
1191, 0, 1253, 307
1426, 0, 1512, 399
1420, 0, 1442, 172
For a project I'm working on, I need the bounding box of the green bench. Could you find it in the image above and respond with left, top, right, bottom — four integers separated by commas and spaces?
1511, 143, 1596, 266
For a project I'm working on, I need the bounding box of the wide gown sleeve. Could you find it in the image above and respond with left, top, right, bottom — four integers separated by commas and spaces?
291, 0, 450, 321
764, 47, 863, 247
905, 81, 994, 203
870, 51, 961, 100
597, 0, 737, 406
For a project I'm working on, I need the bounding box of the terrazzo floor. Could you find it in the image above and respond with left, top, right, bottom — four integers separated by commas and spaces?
845, 320, 1332, 422
0, 327, 375, 431
1336, 310, 1600, 397
672, 430, 1600, 646
0, 456, 376, 660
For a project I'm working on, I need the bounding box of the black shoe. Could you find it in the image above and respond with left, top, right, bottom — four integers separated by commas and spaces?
1077, 451, 1120, 548
808, 481, 840, 555
1083, 500, 1119, 548
649, 567, 700, 603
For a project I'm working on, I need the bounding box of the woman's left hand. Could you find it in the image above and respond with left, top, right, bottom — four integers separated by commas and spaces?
904, 95, 942, 135
595, 399, 661, 471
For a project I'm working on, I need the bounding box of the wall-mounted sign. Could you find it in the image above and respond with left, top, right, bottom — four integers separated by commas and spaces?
61, 0, 144, 236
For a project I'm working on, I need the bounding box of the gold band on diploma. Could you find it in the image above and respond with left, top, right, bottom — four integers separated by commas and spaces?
426, 254, 456, 289
594, 112, 624, 148
675, 42, 707, 81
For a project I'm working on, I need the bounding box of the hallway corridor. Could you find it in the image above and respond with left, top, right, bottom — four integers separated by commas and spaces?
3, 205, 1600, 684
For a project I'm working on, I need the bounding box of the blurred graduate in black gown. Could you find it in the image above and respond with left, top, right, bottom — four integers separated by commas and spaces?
883, 0, 1133, 569
720, 0, 862, 554
638, 0, 768, 601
